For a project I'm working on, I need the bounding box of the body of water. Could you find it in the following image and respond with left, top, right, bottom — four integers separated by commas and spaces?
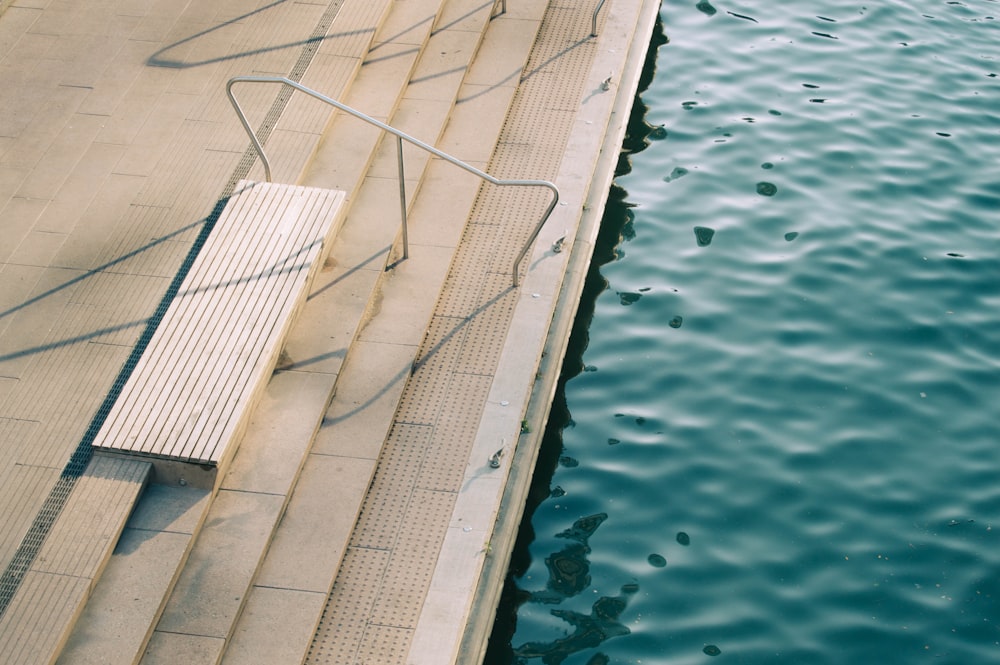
486, 1, 1000, 663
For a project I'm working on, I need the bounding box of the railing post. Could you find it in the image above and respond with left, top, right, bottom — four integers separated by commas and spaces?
397, 135, 409, 261
225, 80, 273, 182
511, 183, 559, 288
591, 0, 607, 37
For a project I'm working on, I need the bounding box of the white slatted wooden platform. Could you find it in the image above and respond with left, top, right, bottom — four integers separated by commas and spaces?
93, 181, 346, 486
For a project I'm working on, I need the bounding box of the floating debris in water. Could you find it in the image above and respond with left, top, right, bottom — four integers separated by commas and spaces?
559, 455, 579, 468
784, 231, 799, 242
557, 513, 608, 542
946, 252, 964, 257
607, 438, 621, 445
694, 226, 715, 246
647, 553, 667, 567
618, 291, 642, 306
649, 125, 668, 140
663, 166, 689, 182
669, 316, 683, 329
728, 10, 758, 22
704, 644, 722, 656
756, 181, 778, 196
695, 0, 717, 16
761, 161, 774, 169
677, 531, 691, 546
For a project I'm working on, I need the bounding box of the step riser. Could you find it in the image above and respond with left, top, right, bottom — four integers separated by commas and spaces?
0, 457, 151, 665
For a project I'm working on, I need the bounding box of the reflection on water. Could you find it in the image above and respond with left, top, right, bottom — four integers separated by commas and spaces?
488, 2, 1000, 664
510, 514, 636, 664
531, 513, 607, 605
513, 588, 634, 665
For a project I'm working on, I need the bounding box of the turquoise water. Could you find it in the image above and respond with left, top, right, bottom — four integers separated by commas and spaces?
486, 1, 1000, 663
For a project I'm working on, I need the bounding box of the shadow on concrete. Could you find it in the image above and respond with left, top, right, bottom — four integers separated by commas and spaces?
0, 188, 231, 618
147, 0, 373, 70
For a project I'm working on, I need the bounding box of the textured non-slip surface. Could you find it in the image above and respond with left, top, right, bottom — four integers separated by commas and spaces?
306, 1, 611, 662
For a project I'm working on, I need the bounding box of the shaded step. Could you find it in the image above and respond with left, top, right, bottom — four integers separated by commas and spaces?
0, 456, 151, 665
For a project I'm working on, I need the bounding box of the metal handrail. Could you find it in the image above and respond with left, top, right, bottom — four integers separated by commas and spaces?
226, 76, 558, 287
591, 0, 607, 37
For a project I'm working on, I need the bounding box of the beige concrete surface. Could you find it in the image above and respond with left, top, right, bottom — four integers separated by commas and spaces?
57, 484, 211, 665
306, 2, 660, 663
0, 456, 151, 664
0, 0, 661, 662
1, 0, 354, 585
1, 0, 377, 659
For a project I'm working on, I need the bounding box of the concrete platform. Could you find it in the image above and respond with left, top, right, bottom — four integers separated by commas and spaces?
0, 0, 662, 662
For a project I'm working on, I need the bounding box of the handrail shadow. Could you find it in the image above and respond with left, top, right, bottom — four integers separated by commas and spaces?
146, 0, 373, 70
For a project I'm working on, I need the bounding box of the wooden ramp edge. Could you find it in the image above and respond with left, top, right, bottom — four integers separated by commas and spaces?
92, 181, 347, 488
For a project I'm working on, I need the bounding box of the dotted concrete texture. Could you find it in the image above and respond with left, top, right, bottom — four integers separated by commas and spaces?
305, 0, 634, 662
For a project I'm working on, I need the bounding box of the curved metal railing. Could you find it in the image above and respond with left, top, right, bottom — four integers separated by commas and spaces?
226, 76, 558, 287
591, 0, 607, 37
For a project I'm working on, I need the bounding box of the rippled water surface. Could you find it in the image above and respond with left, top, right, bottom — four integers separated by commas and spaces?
486, 1, 1000, 663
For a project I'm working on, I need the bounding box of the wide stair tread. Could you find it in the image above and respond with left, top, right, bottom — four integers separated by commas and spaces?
52, 1, 396, 664
0, 457, 151, 665
221, 2, 555, 664
56, 0, 507, 663
222, 3, 556, 665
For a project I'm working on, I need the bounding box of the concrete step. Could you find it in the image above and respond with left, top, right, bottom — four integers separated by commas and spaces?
51, 0, 398, 663
136, 0, 498, 662
55, 484, 211, 665
0, 456, 151, 665
221, 1, 554, 663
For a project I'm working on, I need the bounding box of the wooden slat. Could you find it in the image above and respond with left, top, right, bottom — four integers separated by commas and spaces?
92, 181, 345, 466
